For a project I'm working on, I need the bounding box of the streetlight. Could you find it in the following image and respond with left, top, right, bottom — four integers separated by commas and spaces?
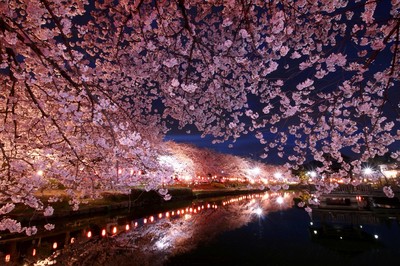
252, 167, 261, 175
254, 207, 263, 216
276, 196, 284, 204
307, 171, 317, 178
363, 167, 373, 175
274, 172, 282, 179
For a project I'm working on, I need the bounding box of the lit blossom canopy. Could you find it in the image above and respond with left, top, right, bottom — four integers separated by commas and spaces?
0, 0, 399, 234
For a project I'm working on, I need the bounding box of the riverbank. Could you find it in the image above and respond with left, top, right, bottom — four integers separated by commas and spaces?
10, 185, 266, 222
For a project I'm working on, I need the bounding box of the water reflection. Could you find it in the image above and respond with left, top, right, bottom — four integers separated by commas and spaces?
54, 192, 294, 266
2, 190, 400, 265
0, 192, 294, 265
308, 193, 400, 255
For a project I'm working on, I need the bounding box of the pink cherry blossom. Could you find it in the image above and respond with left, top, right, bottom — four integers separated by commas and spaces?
0, 0, 399, 234
44, 223, 55, 231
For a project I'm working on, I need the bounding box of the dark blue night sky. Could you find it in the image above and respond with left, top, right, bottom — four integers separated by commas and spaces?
165, 132, 293, 164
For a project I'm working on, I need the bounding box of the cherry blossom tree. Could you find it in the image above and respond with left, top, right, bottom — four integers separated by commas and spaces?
1, 0, 399, 234
83, 0, 399, 177
163, 141, 275, 183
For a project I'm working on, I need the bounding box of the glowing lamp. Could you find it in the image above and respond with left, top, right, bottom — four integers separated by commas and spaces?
307, 171, 317, 178
274, 172, 283, 179
363, 167, 373, 175
254, 207, 263, 216
252, 167, 261, 174
276, 196, 284, 204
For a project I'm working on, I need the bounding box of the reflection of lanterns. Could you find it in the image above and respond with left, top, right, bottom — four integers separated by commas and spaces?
5, 254, 10, 263
53, 242, 58, 249
87, 231, 92, 238
112, 227, 117, 234
101, 229, 106, 236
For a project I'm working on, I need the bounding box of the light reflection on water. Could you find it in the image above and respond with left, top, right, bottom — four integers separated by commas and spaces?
0, 192, 293, 265
1, 191, 400, 266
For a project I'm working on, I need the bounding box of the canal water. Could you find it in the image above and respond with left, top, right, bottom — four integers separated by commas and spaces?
1, 191, 400, 265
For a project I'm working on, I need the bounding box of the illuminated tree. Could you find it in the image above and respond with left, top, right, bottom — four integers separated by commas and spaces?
160, 142, 196, 182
